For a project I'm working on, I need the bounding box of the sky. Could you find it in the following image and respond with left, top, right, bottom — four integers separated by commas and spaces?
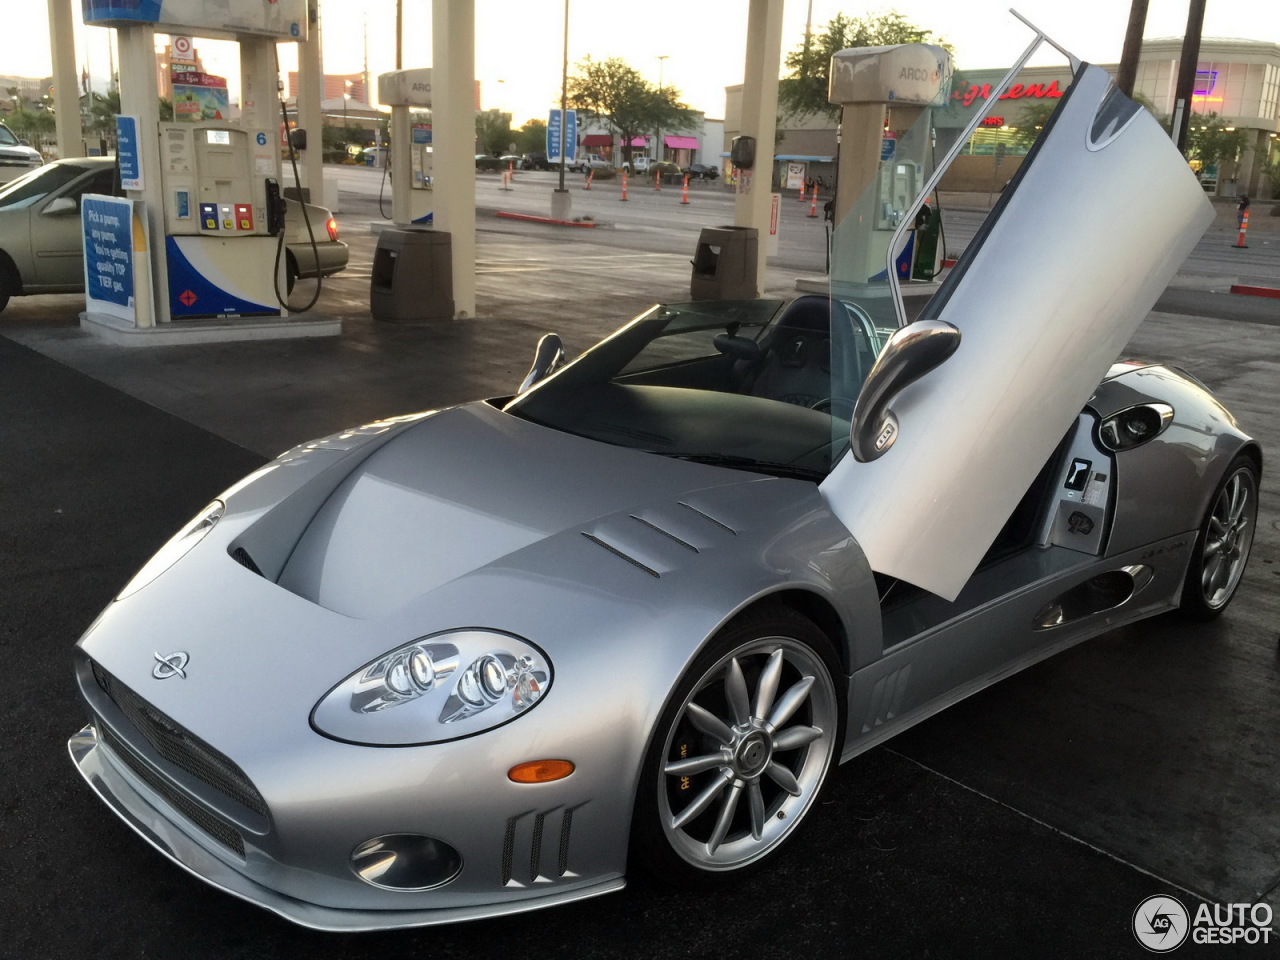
6, 1, 1280, 123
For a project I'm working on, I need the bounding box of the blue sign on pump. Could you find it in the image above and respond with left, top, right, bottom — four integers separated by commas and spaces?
116, 115, 142, 189
547, 109, 577, 162
82, 195, 135, 309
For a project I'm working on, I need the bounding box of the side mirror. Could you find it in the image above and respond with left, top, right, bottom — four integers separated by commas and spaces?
43, 197, 78, 216
518, 333, 565, 394
850, 320, 960, 462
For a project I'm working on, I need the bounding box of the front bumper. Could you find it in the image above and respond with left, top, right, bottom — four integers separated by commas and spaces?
68, 723, 624, 931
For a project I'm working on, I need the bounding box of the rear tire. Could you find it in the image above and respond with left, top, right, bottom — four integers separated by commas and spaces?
630, 603, 844, 882
1177, 455, 1258, 620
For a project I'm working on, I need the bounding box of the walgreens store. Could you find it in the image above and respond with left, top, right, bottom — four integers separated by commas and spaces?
945, 37, 1280, 198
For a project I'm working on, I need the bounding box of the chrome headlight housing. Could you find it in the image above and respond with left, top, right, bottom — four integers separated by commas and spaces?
312, 630, 552, 745
116, 500, 224, 600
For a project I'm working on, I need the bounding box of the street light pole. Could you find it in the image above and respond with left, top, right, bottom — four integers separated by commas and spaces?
655, 54, 668, 163
552, 0, 571, 220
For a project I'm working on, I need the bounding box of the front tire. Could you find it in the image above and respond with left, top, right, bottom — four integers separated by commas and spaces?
1178, 455, 1258, 620
631, 603, 843, 881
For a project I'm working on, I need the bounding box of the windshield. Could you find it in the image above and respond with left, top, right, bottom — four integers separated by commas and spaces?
505, 297, 890, 481
0, 162, 87, 210
0, 125, 19, 146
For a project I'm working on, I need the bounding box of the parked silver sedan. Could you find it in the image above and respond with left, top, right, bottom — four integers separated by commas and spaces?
67, 59, 1258, 931
0, 156, 347, 313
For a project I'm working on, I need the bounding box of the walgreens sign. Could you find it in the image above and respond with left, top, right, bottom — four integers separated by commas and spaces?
954, 79, 1066, 108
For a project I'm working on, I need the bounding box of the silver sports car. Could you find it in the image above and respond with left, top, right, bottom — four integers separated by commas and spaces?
68, 50, 1259, 930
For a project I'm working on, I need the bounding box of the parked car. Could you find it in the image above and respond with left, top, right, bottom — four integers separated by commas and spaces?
67, 60, 1257, 932
623, 155, 656, 175
0, 121, 43, 185
0, 156, 348, 312
568, 153, 611, 173
520, 153, 549, 171
684, 162, 719, 180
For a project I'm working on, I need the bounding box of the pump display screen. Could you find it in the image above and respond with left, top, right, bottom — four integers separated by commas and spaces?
205, 130, 232, 145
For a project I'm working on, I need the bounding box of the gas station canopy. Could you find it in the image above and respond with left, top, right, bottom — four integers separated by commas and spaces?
82, 0, 308, 41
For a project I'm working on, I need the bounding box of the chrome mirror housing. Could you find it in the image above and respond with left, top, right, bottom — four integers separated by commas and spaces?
518, 333, 566, 394
850, 320, 961, 462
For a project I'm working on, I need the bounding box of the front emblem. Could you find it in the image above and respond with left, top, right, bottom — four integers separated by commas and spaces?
152, 651, 190, 680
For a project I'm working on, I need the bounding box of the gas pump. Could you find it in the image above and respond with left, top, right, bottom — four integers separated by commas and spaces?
379, 69, 434, 224
159, 122, 286, 318
827, 44, 951, 289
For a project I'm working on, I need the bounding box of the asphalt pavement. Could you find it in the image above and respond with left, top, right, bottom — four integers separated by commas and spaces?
1, 169, 1278, 960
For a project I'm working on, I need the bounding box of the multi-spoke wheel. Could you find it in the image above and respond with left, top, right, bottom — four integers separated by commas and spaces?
1178, 455, 1258, 621
632, 604, 842, 879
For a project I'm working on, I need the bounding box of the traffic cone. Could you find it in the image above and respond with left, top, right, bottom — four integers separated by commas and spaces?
680, 174, 690, 205
620, 171, 629, 201
798, 181, 806, 203
1235, 209, 1250, 248
807, 191, 818, 218
584, 169, 593, 191
654, 169, 661, 192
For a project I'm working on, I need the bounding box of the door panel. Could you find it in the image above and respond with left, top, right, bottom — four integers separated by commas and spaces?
819, 65, 1213, 600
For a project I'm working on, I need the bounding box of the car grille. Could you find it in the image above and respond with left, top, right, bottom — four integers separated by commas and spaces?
99, 723, 246, 857
90, 661, 269, 819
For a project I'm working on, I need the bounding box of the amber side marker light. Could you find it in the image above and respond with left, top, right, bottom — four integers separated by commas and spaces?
508, 760, 575, 783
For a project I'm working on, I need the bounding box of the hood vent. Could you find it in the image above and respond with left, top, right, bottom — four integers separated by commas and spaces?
678, 501, 738, 535
629, 515, 699, 553
581, 533, 661, 578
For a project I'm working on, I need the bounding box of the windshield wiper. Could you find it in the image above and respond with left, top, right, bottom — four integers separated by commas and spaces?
661, 453, 824, 483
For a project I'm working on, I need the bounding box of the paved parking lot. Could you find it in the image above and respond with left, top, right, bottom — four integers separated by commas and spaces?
1, 174, 1277, 958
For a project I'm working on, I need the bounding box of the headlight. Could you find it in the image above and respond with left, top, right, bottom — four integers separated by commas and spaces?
312, 630, 552, 745
116, 501, 224, 600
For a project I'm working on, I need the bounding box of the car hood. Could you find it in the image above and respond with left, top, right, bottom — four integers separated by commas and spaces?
271, 402, 778, 618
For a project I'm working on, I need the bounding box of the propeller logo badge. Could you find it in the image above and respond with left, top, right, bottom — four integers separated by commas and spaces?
152, 651, 190, 680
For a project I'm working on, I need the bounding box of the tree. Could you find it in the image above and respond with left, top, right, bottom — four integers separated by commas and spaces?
779, 12, 952, 123
567, 56, 699, 164
514, 118, 547, 155
1186, 112, 1248, 178
475, 108, 512, 156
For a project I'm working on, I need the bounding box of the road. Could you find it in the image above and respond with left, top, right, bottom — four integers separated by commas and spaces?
1, 163, 1277, 959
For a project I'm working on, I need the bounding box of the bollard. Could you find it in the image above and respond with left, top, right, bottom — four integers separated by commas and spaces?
807, 190, 818, 218
798, 181, 806, 203
620, 170, 629, 201
680, 174, 690, 205
1235, 209, 1250, 249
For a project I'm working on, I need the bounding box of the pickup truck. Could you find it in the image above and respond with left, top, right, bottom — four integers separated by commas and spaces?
568, 154, 611, 173
623, 156, 656, 175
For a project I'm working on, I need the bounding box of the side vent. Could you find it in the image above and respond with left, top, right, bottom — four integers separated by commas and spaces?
501, 805, 581, 885
231, 547, 263, 577
861, 665, 911, 734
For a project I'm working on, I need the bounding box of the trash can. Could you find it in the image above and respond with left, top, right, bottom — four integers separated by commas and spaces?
690, 225, 759, 300
370, 227, 454, 322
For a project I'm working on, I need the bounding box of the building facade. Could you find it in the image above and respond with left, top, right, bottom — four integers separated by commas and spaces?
725, 37, 1280, 198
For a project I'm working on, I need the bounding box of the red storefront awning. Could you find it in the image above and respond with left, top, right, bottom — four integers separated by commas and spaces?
664, 135, 699, 150
582, 134, 613, 147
